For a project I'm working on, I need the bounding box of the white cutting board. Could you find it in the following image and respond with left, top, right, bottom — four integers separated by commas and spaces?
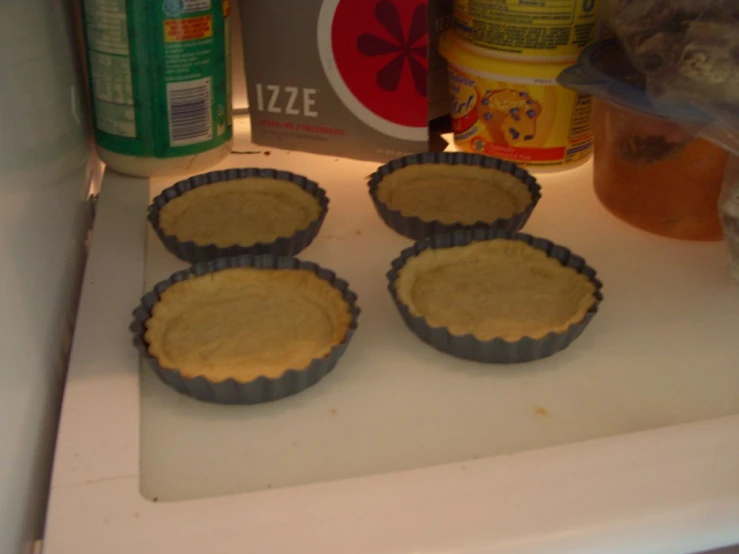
139, 137, 739, 503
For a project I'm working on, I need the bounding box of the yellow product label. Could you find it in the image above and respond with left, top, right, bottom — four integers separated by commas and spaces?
446, 68, 593, 167
439, 30, 593, 167
164, 15, 213, 43
454, 0, 600, 61
449, 67, 480, 136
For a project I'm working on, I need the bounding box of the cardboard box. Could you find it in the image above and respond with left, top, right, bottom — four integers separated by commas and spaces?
239, 0, 452, 162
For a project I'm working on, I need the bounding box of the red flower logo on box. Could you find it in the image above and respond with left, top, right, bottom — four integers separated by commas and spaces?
356, 1, 428, 97
318, 0, 429, 140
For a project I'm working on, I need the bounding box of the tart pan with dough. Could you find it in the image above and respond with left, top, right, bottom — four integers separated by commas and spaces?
369, 152, 541, 240
131, 255, 359, 404
149, 168, 329, 263
388, 229, 603, 363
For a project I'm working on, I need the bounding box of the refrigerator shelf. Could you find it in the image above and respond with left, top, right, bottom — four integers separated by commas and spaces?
44, 118, 739, 554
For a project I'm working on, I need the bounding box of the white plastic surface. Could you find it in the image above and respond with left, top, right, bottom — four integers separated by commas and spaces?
139, 127, 739, 502
44, 118, 739, 554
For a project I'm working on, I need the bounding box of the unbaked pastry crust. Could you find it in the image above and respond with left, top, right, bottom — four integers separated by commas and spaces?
375, 164, 532, 225
145, 267, 351, 382
158, 177, 322, 247
395, 240, 596, 341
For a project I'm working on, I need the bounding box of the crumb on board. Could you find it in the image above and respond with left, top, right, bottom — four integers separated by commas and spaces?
535, 407, 550, 417
356, 229, 363, 236
330, 408, 338, 415
152, 496, 159, 502
267, 484, 272, 489
264, 151, 271, 156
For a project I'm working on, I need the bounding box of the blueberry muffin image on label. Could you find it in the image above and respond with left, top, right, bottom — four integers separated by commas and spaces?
477, 89, 543, 147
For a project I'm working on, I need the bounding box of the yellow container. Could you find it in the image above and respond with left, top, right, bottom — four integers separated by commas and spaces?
439, 31, 594, 169
453, 0, 600, 63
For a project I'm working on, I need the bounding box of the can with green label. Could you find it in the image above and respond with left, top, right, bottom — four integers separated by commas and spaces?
81, 0, 233, 177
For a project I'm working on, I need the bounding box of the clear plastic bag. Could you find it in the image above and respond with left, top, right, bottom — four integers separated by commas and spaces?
719, 154, 739, 282
607, 0, 739, 154
607, 0, 739, 280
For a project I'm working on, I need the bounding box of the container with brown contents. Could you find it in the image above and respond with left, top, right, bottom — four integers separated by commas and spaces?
559, 39, 729, 241
593, 99, 728, 241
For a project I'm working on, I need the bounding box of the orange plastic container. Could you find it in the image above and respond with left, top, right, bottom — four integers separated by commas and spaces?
593, 99, 728, 241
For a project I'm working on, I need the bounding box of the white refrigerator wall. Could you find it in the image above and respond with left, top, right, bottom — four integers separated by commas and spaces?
0, 3, 242, 549
0, 1, 92, 553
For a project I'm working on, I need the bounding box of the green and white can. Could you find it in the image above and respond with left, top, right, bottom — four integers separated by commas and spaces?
81, 0, 233, 177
